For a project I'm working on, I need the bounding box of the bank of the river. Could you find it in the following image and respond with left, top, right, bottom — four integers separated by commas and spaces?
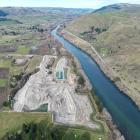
71, 53, 125, 140
59, 29, 140, 109
72, 55, 92, 90
55, 27, 125, 140
51, 26, 140, 140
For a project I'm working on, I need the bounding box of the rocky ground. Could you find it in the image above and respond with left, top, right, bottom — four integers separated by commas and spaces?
13, 55, 99, 129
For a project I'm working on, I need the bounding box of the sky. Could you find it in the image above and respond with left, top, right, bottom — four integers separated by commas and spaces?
0, 0, 140, 8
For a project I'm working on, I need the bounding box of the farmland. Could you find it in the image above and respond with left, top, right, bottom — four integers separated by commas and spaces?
0, 112, 52, 138
0, 7, 66, 108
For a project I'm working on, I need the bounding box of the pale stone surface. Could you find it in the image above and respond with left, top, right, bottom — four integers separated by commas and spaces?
13, 55, 98, 129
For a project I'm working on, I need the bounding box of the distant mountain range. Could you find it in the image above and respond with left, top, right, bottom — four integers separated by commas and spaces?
36, 7, 93, 15
0, 7, 93, 17
0, 10, 8, 16
0, 7, 43, 16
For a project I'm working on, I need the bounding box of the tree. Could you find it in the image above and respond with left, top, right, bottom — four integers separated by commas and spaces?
62, 130, 75, 140
29, 123, 37, 140
80, 132, 91, 140
3, 101, 10, 107
90, 26, 95, 33
95, 28, 101, 34
78, 74, 85, 86
51, 127, 61, 140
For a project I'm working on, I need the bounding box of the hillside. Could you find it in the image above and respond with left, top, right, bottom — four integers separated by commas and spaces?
0, 7, 43, 16
93, 3, 140, 14
66, 3, 140, 107
0, 10, 8, 16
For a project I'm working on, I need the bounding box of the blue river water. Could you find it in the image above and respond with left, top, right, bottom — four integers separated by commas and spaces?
51, 27, 140, 140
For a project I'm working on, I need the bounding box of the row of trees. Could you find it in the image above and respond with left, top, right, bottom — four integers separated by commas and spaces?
90, 26, 107, 34
80, 26, 107, 42
1, 31, 20, 36
28, 25, 47, 33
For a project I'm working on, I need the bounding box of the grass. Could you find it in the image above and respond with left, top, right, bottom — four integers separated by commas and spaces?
99, 48, 108, 57
0, 54, 42, 76
0, 59, 11, 68
0, 112, 52, 138
16, 45, 30, 54
0, 58, 23, 76
0, 18, 21, 25
15, 15, 62, 25
0, 111, 108, 140
88, 91, 109, 139
0, 79, 7, 87
55, 125, 107, 140
26, 55, 42, 73
66, 10, 140, 107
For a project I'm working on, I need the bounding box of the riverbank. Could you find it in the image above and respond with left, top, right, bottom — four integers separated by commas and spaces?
57, 28, 125, 140
72, 54, 92, 90
59, 29, 140, 109
57, 28, 127, 140
52, 26, 140, 140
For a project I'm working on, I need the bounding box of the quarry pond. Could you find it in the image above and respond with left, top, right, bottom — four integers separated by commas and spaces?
52, 27, 140, 140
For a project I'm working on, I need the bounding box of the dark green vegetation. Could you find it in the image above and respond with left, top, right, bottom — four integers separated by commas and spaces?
3, 121, 92, 140
78, 74, 85, 86
66, 3, 140, 107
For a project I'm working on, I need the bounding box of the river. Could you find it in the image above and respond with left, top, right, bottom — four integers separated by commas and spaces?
51, 27, 140, 140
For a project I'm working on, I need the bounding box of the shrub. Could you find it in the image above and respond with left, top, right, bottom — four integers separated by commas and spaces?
78, 74, 85, 86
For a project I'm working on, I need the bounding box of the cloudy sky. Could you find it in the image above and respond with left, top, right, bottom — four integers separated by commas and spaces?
0, 0, 140, 8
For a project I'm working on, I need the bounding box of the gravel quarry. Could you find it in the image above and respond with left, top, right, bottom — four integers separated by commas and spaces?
13, 55, 98, 129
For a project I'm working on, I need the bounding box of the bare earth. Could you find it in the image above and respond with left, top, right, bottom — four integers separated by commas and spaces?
13, 55, 99, 129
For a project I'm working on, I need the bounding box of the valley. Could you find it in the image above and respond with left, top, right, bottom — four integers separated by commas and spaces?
65, 3, 140, 108
0, 7, 109, 140
0, 3, 140, 140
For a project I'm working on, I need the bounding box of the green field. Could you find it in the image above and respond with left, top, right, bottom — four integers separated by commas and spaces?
0, 112, 52, 138
16, 45, 30, 54
0, 18, 21, 25
0, 59, 11, 68
0, 79, 7, 87
0, 58, 23, 76
0, 112, 108, 140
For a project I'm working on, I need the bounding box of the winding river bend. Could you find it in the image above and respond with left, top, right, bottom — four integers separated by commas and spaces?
51, 27, 140, 140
